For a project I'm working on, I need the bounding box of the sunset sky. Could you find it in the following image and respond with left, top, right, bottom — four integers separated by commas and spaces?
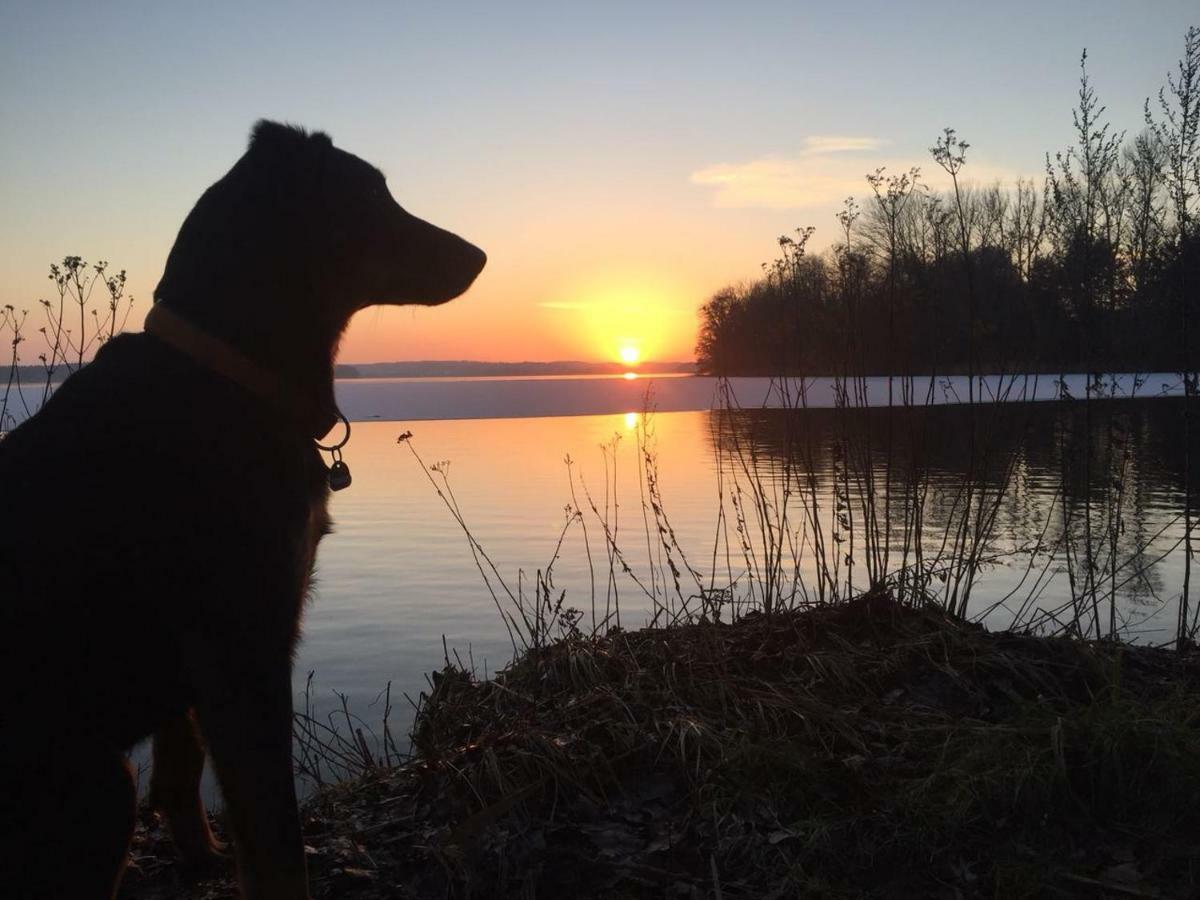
1, 2, 1194, 364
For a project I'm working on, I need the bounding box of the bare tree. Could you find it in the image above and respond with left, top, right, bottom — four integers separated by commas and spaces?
1146, 26, 1200, 644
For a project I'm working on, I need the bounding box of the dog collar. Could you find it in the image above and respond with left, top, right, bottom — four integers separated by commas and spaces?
144, 304, 353, 490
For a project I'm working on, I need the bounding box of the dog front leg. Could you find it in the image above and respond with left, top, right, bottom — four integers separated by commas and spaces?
150, 709, 228, 867
194, 661, 309, 900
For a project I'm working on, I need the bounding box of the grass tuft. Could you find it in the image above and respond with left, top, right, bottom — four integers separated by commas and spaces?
121, 590, 1200, 899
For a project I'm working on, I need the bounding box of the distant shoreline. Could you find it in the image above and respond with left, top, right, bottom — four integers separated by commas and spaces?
9, 359, 698, 382
332, 360, 697, 378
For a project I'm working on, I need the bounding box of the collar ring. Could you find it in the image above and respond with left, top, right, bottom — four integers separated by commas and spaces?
315, 412, 351, 453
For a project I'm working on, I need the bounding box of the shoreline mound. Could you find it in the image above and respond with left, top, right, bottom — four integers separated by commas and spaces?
122, 592, 1200, 899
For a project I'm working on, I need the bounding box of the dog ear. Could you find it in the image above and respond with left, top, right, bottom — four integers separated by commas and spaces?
154, 122, 334, 308
248, 120, 332, 157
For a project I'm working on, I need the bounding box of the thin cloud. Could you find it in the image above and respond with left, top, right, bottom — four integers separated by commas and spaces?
804, 135, 888, 154
690, 158, 863, 209
538, 300, 591, 310
691, 145, 1028, 210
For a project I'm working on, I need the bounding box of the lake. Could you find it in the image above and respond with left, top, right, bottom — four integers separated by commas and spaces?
290, 373, 1195, 780
6, 371, 1195, 789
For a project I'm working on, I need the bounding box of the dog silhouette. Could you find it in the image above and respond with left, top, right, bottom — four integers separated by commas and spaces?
0, 121, 485, 898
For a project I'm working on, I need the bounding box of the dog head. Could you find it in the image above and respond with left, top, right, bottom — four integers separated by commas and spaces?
154, 121, 486, 328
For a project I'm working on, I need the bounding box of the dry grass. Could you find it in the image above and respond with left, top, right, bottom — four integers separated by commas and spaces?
121, 590, 1200, 899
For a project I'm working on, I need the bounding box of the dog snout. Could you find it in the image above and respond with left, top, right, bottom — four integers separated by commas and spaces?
456, 239, 487, 293
419, 225, 486, 304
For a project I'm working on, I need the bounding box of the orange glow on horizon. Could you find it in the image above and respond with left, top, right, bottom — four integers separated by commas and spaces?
545, 267, 694, 365
337, 262, 705, 365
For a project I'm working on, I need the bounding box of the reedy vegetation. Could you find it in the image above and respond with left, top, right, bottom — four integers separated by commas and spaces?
0, 255, 134, 433
689, 29, 1200, 650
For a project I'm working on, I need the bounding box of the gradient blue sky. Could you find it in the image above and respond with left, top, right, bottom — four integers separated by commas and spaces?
1, 2, 1194, 362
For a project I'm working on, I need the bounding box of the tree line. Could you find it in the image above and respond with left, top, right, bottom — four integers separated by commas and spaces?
696, 28, 1200, 378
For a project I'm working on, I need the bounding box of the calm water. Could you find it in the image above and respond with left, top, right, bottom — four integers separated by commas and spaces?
295, 374, 1195, 761
6, 372, 1195, 786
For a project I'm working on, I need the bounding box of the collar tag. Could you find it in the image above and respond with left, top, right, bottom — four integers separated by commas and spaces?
317, 414, 353, 492
327, 451, 352, 491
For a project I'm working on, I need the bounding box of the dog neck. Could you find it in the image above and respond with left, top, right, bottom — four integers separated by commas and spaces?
144, 303, 340, 439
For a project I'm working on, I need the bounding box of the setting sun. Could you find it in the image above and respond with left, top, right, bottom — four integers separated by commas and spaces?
619, 345, 640, 365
